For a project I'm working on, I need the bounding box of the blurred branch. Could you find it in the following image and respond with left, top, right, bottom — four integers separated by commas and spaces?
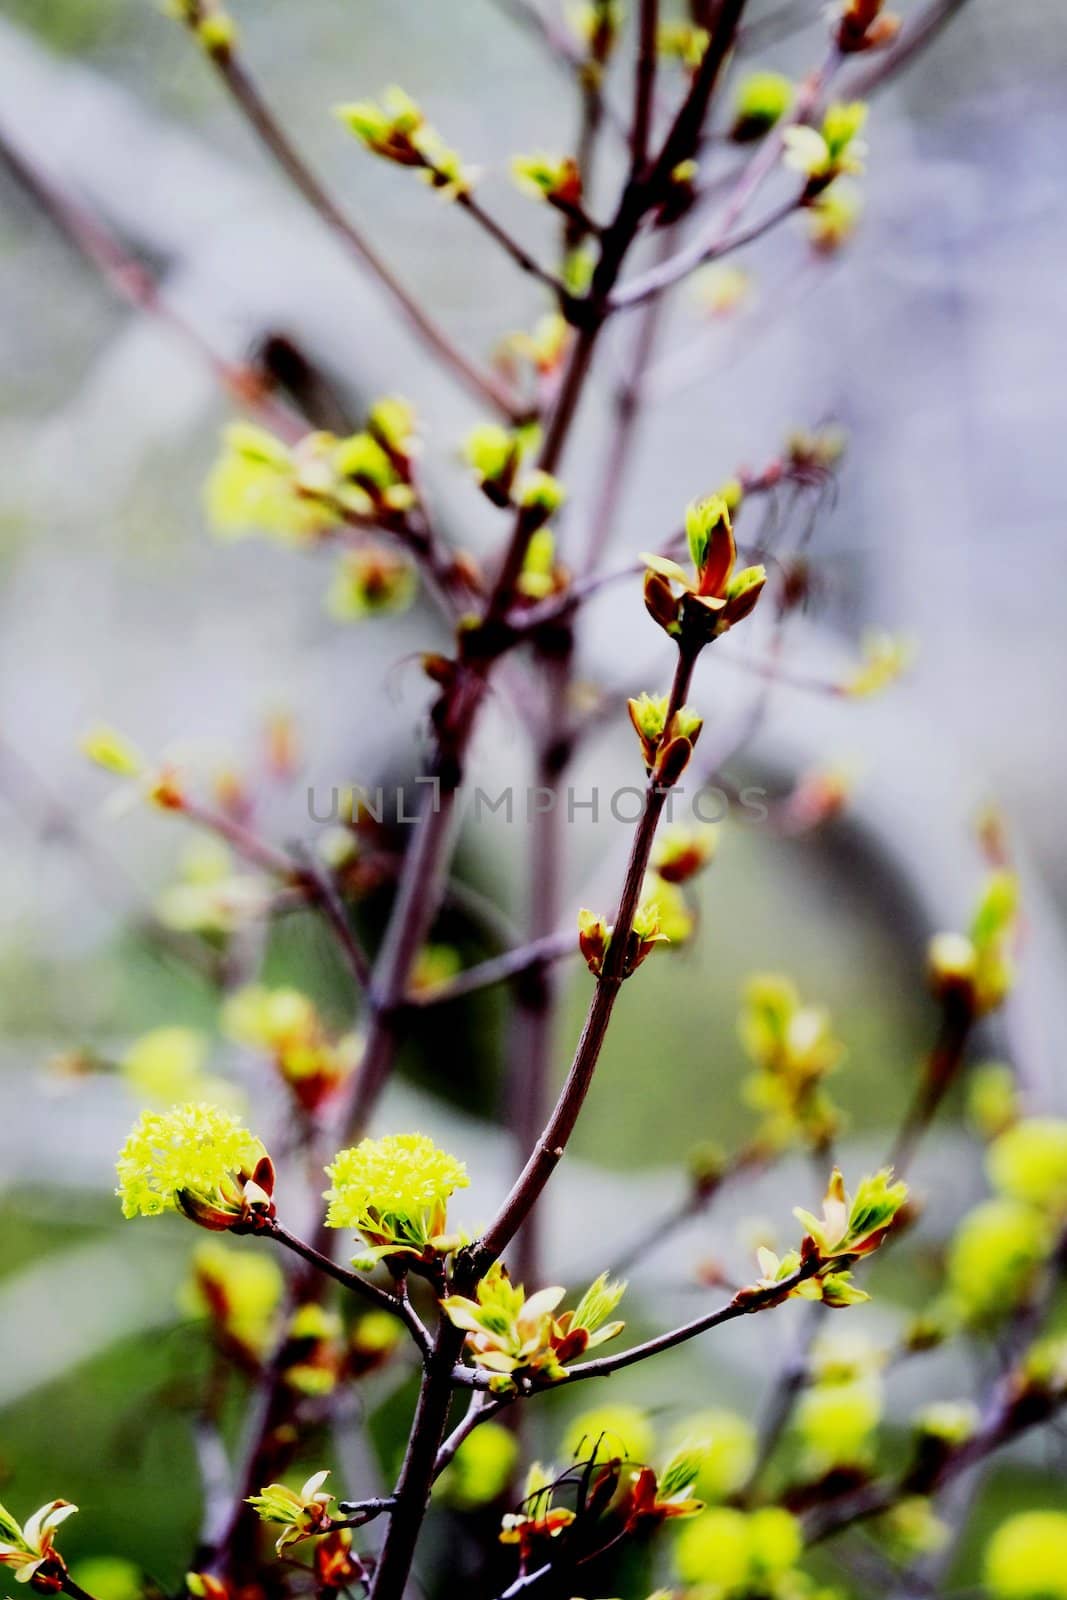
406, 929, 576, 1004
176, 14, 522, 421
0, 125, 304, 441
631, 0, 660, 173
843, 0, 972, 96
174, 797, 375, 996
610, 52, 836, 310
804, 1381, 1067, 1546
0, 734, 226, 984
488, 0, 630, 138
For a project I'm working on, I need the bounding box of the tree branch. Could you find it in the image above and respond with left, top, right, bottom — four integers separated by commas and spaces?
179, 18, 521, 420
467, 642, 701, 1274
631, 0, 660, 174
0, 126, 304, 441
266, 1220, 432, 1357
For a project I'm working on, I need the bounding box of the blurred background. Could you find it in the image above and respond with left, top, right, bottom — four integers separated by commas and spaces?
0, 0, 1064, 1590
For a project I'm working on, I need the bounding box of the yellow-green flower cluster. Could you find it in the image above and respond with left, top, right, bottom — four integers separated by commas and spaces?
206, 421, 415, 545
675, 1506, 803, 1596
116, 1102, 271, 1229
156, 841, 270, 937
224, 985, 359, 1112
844, 630, 915, 696
326, 543, 417, 620
179, 1240, 284, 1358
657, 19, 709, 68
461, 422, 564, 531
442, 1265, 625, 1390
436, 1421, 519, 1511
335, 87, 472, 198
945, 1114, 1067, 1329
783, 102, 869, 191
122, 1025, 242, 1113
739, 975, 844, 1149
516, 527, 565, 601
731, 71, 794, 141
808, 182, 864, 253
166, 0, 236, 55
928, 870, 1020, 1017
324, 1132, 468, 1264
796, 1330, 885, 1473
511, 153, 582, 207
985, 1511, 1067, 1600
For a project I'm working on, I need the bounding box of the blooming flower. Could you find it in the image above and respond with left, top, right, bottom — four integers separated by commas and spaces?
442, 1265, 625, 1389
247, 1470, 334, 1555
642, 495, 766, 644
179, 1241, 284, 1359
0, 1498, 77, 1586
739, 975, 844, 1149
223, 985, 359, 1112
116, 1102, 274, 1231
783, 103, 869, 194
323, 1132, 469, 1264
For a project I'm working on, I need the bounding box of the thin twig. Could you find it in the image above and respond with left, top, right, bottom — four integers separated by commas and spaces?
0, 126, 304, 441
631, 0, 660, 173
405, 930, 577, 1008
266, 1220, 433, 1357
455, 188, 573, 303
179, 18, 521, 420
468, 643, 701, 1273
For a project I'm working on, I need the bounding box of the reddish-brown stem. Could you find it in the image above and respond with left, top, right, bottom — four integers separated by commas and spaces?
612, 46, 837, 312
549, 1259, 821, 1385
454, 188, 573, 303
366, 1320, 468, 1599
889, 997, 974, 1174
265, 1220, 431, 1355
507, 649, 572, 1291
218, 7, 750, 1584
468, 643, 700, 1274
631, 0, 660, 173
611, 191, 805, 310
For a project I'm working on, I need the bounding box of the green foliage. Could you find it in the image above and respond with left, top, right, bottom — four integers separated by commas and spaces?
674, 1506, 804, 1595
985, 1511, 1067, 1600
987, 1118, 1067, 1211
946, 1198, 1052, 1328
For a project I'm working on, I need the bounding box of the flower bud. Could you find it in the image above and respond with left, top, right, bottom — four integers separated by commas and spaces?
518, 469, 566, 531
643, 569, 682, 635
578, 908, 610, 976
835, 0, 901, 53
463, 423, 522, 505
653, 824, 717, 884
731, 71, 793, 142
511, 153, 582, 208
